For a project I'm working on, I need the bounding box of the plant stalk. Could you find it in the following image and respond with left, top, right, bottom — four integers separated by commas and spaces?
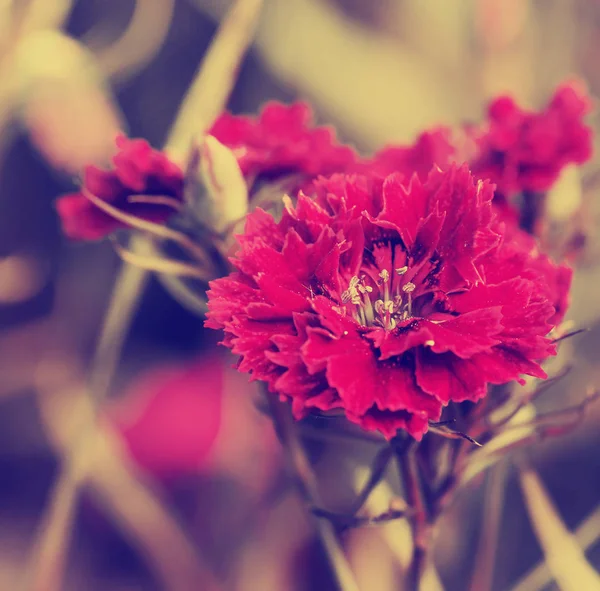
265, 393, 360, 591
394, 439, 429, 591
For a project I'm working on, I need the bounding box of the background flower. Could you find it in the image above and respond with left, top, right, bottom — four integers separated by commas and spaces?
209, 101, 357, 193
108, 355, 223, 480
469, 81, 593, 198
56, 135, 184, 240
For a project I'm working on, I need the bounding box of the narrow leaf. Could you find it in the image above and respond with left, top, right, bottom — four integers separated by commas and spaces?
165, 0, 264, 162
519, 467, 600, 591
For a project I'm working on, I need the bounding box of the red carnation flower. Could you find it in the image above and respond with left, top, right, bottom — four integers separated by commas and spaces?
470, 81, 593, 197
206, 166, 567, 440
209, 101, 357, 192
362, 128, 457, 181
56, 135, 184, 240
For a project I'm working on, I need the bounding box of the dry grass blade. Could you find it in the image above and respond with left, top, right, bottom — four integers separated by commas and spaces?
468, 460, 508, 591
87, 236, 153, 401
92, 0, 176, 81
90, 430, 221, 591
25, 458, 82, 591
34, 379, 221, 591
25, 240, 151, 591
518, 466, 600, 591
165, 0, 265, 162
13, 30, 123, 173
513, 504, 600, 591
112, 239, 210, 280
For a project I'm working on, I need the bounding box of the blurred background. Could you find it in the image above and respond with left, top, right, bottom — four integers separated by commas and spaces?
2, 0, 600, 589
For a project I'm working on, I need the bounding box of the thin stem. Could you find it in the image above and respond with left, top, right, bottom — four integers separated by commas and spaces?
127, 193, 183, 211
165, 0, 265, 162
552, 327, 587, 344
428, 424, 482, 447
82, 188, 213, 267
264, 393, 360, 591
88, 235, 152, 401
24, 458, 82, 591
311, 506, 407, 530
348, 446, 394, 515
157, 272, 208, 316
468, 460, 509, 591
394, 439, 429, 591
92, 0, 176, 81
298, 422, 386, 446
112, 239, 210, 280
26, 236, 151, 591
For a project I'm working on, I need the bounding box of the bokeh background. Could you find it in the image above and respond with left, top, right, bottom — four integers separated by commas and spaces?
2, 1, 600, 590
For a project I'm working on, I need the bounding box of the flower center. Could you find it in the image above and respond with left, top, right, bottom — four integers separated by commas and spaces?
340, 266, 415, 330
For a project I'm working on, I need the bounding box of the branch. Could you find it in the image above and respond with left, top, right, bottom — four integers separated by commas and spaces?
311, 506, 407, 530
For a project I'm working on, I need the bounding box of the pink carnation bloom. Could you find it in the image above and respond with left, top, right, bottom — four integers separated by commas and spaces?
56, 135, 184, 241
470, 81, 593, 197
210, 101, 357, 192
206, 166, 568, 440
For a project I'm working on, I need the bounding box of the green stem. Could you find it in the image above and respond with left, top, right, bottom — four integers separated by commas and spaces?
394, 439, 429, 591
265, 394, 360, 591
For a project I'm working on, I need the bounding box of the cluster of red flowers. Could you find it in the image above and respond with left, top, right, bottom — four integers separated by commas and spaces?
56, 82, 593, 439
469, 82, 593, 198
55, 103, 355, 240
